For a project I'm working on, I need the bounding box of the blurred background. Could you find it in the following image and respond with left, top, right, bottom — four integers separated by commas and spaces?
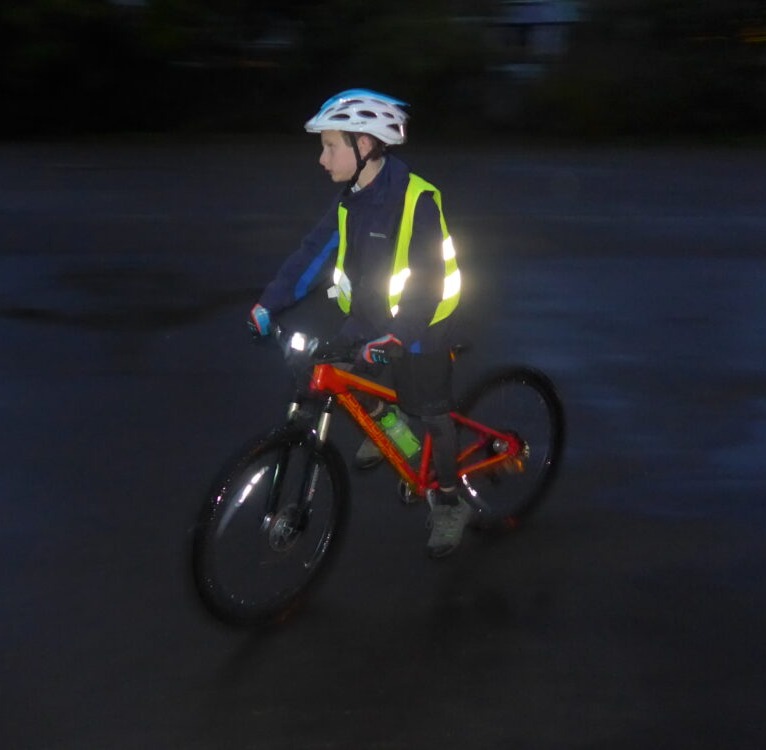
3, 4, 766, 749
2, 0, 765, 140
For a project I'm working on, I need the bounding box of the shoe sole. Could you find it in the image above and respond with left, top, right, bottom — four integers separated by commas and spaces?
427, 544, 458, 559
354, 456, 384, 470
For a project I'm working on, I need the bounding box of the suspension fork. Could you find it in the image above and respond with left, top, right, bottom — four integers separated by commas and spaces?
297, 397, 334, 515
278, 396, 336, 527
313, 396, 335, 448
263, 395, 334, 520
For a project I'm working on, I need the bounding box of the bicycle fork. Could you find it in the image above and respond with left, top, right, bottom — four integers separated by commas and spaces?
263, 397, 334, 550
286, 396, 334, 448
296, 398, 334, 514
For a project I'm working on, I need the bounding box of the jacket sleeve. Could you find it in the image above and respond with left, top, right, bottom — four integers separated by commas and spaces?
387, 192, 446, 347
258, 201, 340, 313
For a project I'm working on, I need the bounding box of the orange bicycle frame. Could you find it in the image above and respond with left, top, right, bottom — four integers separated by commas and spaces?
309, 363, 525, 497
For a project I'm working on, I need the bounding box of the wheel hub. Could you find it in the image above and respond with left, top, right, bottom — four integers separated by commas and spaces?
267, 505, 307, 551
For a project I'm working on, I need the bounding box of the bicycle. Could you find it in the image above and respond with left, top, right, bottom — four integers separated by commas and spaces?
192, 325, 565, 627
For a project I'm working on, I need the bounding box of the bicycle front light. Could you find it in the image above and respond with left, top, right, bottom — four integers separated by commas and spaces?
287, 331, 319, 356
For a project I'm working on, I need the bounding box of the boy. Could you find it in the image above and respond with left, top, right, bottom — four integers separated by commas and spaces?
249, 89, 470, 557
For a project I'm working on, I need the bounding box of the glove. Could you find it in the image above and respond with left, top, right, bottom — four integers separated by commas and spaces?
249, 304, 271, 336
360, 334, 403, 365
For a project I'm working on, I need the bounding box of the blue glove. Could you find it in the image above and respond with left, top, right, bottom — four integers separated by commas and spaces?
249, 304, 271, 336
361, 334, 403, 364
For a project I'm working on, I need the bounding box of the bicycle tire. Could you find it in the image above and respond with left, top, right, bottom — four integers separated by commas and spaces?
192, 424, 349, 627
455, 366, 565, 530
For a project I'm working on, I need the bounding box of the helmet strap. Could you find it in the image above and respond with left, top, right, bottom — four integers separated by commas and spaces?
344, 134, 369, 194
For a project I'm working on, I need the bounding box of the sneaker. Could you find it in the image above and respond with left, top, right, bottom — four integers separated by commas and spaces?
354, 434, 384, 470
354, 405, 408, 470
426, 491, 473, 558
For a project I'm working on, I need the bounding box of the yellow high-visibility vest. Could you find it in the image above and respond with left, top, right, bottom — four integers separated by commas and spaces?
331, 173, 460, 326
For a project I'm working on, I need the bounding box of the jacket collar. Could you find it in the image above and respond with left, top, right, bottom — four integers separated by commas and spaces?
341, 154, 410, 207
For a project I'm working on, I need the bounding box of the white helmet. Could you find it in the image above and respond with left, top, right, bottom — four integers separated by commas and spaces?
304, 89, 408, 145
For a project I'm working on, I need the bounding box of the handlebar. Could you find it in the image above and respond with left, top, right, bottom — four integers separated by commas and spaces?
248, 321, 404, 365
249, 321, 356, 364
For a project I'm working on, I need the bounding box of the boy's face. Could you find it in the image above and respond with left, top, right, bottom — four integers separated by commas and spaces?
319, 130, 366, 183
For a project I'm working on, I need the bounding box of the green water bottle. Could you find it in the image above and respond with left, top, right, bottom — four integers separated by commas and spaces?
380, 409, 420, 458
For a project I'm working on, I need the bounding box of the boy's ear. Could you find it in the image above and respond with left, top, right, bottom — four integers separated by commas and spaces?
357, 133, 376, 158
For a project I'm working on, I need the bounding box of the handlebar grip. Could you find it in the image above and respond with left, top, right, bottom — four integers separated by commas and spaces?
247, 320, 263, 338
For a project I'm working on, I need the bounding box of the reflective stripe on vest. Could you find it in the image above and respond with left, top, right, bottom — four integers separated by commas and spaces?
331, 173, 460, 326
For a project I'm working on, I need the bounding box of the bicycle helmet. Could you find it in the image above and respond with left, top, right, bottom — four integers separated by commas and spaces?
305, 89, 408, 145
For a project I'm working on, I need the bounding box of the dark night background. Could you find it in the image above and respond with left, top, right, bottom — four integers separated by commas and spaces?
2, 0, 765, 140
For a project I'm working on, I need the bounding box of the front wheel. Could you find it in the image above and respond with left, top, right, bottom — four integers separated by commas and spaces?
192, 426, 349, 627
455, 366, 565, 530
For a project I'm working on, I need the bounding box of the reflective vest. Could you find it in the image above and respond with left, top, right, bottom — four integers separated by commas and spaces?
331, 173, 461, 326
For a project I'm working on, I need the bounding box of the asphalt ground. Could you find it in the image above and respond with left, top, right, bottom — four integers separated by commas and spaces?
1, 137, 765, 749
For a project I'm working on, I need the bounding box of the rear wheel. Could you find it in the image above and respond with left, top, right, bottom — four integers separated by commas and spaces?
192, 426, 349, 626
455, 367, 564, 530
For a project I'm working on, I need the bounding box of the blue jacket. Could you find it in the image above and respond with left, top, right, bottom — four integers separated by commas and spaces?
259, 155, 457, 353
